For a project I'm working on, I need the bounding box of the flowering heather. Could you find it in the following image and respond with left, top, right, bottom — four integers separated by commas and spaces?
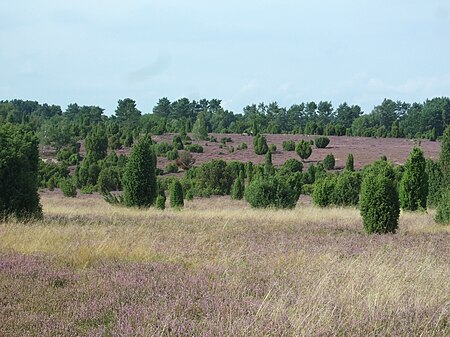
0, 193, 449, 336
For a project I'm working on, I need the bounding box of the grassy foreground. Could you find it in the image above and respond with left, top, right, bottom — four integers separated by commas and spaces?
1, 193, 449, 336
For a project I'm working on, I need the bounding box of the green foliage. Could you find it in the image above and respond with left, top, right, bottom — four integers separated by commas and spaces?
312, 175, 337, 207
192, 114, 209, 141
163, 163, 179, 174
192, 159, 232, 196
176, 151, 195, 170
279, 158, 303, 176
269, 144, 277, 152
425, 159, 443, 207
323, 154, 335, 170
345, 153, 354, 171
185, 144, 203, 153
315, 136, 330, 148
155, 142, 173, 157
155, 195, 166, 210
244, 175, 298, 209
85, 126, 108, 161
172, 135, 184, 150
282, 140, 295, 151
169, 180, 184, 209
253, 134, 269, 155
166, 149, 178, 160
440, 125, 450, 180
399, 147, 428, 211
60, 178, 77, 198
231, 172, 245, 200
0, 124, 42, 219
80, 185, 95, 194
237, 142, 248, 150
295, 140, 312, 161
435, 187, 450, 224
123, 136, 157, 207
334, 171, 361, 206
97, 167, 122, 194
360, 160, 400, 234
265, 150, 273, 166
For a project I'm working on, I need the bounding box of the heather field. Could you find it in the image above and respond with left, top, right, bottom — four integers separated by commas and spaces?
1, 193, 449, 336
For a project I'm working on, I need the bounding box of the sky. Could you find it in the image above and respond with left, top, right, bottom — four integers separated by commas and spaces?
1, 0, 450, 116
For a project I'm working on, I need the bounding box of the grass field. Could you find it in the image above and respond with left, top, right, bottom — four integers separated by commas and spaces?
1, 192, 449, 336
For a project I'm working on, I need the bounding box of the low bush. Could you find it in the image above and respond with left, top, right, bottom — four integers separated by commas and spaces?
185, 144, 203, 153
282, 140, 295, 151
315, 137, 330, 148
60, 179, 77, 198
323, 154, 335, 170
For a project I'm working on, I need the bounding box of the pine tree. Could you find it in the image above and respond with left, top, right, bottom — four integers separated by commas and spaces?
399, 147, 428, 211
169, 180, 184, 209
85, 126, 108, 161
123, 136, 157, 207
0, 124, 42, 219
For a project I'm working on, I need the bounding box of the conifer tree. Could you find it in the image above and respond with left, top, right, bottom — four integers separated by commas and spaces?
296, 140, 312, 161
231, 171, 245, 200
399, 147, 428, 211
169, 179, 184, 209
123, 136, 157, 207
345, 153, 354, 171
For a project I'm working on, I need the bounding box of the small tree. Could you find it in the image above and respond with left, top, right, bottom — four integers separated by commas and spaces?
435, 187, 450, 225
85, 126, 108, 161
282, 140, 295, 151
253, 134, 268, 155
60, 178, 77, 198
345, 154, 354, 171
315, 136, 330, 148
169, 180, 184, 209
399, 147, 428, 211
295, 140, 312, 161
244, 175, 298, 209
156, 194, 166, 210
265, 150, 273, 166
123, 136, 157, 207
231, 172, 245, 200
323, 154, 335, 170
0, 124, 42, 219
192, 114, 209, 140
360, 160, 400, 234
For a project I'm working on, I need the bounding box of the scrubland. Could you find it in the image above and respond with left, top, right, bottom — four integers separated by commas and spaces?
1, 192, 449, 336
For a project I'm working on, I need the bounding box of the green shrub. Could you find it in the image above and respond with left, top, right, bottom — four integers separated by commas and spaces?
237, 142, 248, 150
244, 175, 298, 209
176, 151, 195, 170
172, 135, 184, 150
192, 159, 232, 196
169, 180, 184, 209
60, 178, 77, 198
399, 147, 428, 211
221, 137, 233, 144
0, 124, 42, 219
334, 171, 361, 206
231, 172, 245, 200
166, 149, 178, 160
435, 187, 450, 224
296, 140, 312, 161
123, 136, 157, 207
345, 153, 354, 171
315, 137, 330, 148
312, 176, 337, 207
97, 167, 121, 194
279, 158, 303, 175
155, 142, 173, 156
192, 114, 209, 140
323, 154, 335, 170
156, 195, 166, 210
269, 144, 277, 153
282, 140, 295, 151
426, 159, 443, 207
164, 163, 179, 174
185, 144, 204, 153
80, 185, 95, 194
253, 134, 269, 155
360, 160, 400, 234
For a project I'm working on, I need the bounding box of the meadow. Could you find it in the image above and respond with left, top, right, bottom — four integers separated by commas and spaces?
1, 192, 449, 336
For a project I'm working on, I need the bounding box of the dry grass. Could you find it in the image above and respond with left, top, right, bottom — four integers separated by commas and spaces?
1, 193, 449, 336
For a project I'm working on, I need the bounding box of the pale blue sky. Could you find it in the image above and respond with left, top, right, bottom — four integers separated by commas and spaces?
1, 1, 449, 115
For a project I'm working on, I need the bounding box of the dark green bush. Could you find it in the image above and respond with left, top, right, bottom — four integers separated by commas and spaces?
60, 178, 77, 198
315, 136, 330, 148
253, 134, 268, 155
244, 175, 298, 209
185, 144, 203, 153
399, 147, 428, 211
169, 180, 184, 209
269, 144, 277, 152
231, 172, 245, 200
123, 136, 157, 207
345, 153, 354, 171
192, 159, 232, 195
172, 135, 184, 150
360, 160, 400, 234
296, 140, 312, 161
323, 154, 335, 170
237, 142, 248, 150
312, 175, 337, 207
166, 149, 178, 160
426, 159, 443, 207
97, 167, 122, 194
156, 195, 166, 210
334, 171, 361, 206
164, 163, 179, 174
155, 142, 173, 157
279, 158, 303, 175
282, 140, 295, 151
0, 124, 42, 219
435, 187, 450, 224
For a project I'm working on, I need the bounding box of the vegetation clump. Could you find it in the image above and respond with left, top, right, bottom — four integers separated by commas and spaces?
253, 134, 268, 155
323, 154, 335, 170
399, 147, 428, 211
295, 140, 312, 161
315, 136, 330, 148
169, 179, 184, 209
360, 160, 400, 234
